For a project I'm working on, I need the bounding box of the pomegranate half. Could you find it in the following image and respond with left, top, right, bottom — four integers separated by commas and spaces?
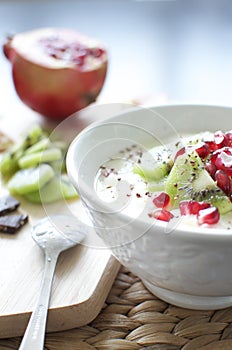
3, 28, 108, 120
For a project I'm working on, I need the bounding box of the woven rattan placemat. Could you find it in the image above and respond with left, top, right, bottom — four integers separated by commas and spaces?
1, 266, 232, 350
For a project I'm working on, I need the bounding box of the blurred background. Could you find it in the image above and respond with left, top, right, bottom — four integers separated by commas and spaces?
0, 0, 232, 119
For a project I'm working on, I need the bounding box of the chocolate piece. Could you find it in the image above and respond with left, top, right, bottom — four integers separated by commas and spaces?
0, 195, 20, 215
0, 214, 28, 234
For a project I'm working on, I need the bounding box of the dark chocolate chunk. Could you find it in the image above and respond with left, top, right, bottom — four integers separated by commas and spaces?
0, 195, 20, 215
0, 214, 28, 234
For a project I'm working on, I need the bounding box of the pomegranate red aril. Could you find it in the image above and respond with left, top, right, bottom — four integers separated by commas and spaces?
179, 200, 211, 215
215, 169, 231, 195
205, 140, 218, 152
225, 131, 232, 147
210, 151, 218, 165
150, 208, 174, 222
195, 143, 210, 159
43, 37, 91, 66
214, 130, 228, 148
73, 53, 86, 66
174, 147, 185, 161
152, 192, 170, 208
50, 52, 58, 59
229, 186, 232, 203
3, 28, 108, 120
211, 147, 232, 176
91, 48, 105, 58
205, 162, 217, 179
197, 206, 220, 225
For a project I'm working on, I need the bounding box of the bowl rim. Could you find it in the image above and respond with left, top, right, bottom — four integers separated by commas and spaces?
67, 103, 232, 242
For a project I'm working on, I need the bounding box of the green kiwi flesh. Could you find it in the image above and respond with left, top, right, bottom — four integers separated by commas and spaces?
133, 154, 173, 182
165, 150, 232, 214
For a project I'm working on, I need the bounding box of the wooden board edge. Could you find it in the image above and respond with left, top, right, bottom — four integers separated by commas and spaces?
0, 256, 121, 339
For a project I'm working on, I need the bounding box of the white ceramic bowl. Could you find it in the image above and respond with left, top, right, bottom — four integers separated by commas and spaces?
67, 104, 232, 310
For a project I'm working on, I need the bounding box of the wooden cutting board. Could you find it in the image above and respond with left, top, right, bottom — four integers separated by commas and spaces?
0, 105, 123, 339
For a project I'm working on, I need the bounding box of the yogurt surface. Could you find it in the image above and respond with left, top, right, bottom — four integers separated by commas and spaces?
94, 132, 232, 231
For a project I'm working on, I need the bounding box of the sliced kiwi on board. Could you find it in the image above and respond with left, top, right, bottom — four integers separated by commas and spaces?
165, 151, 232, 214
18, 148, 62, 168
24, 174, 78, 204
7, 164, 55, 195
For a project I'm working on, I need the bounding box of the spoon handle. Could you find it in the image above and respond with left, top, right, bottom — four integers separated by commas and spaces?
19, 252, 59, 350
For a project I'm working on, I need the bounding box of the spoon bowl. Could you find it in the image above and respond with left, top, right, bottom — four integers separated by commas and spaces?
19, 214, 86, 350
32, 214, 86, 255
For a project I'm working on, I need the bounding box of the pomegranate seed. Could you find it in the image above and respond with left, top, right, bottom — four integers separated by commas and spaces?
179, 200, 211, 215
195, 143, 210, 159
153, 192, 170, 208
215, 169, 231, 195
214, 130, 228, 148
230, 180, 232, 194
205, 162, 217, 179
210, 151, 218, 164
229, 181, 232, 197
73, 54, 86, 65
205, 140, 218, 152
150, 208, 174, 222
197, 206, 220, 225
50, 52, 59, 59
42, 36, 96, 67
174, 147, 185, 161
211, 147, 232, 176
225, 131, 232, 147
91, 48, 104, 58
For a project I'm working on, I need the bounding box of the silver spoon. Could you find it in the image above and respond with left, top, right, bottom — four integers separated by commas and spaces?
18, 214, 86, 350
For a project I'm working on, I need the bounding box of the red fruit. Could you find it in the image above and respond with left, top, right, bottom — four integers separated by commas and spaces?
195, 142, 210, 159
225, 131, 232, 147
197, 206, 220, 225
215, 169, 231, 195
205, 140, 218, 152
3, 28, 108, 120
150, 208, 174, 222
179, 200, 211, 215
214, 130, 228, 148
211, 147, 232, 176
152, 192, 170, 208
174, 147, 185, 161
205, 162, 217, 179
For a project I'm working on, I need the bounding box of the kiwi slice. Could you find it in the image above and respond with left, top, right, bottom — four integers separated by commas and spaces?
147, 178, 167, 192
0, 125, 48, 178
133, 148, 173, 182
24, 174, 78, 203
7, 164, 55, 195
165, 150, 232, 214
0, 153, 19, 178
24, 138, 51, 154
18, 148, 62, 168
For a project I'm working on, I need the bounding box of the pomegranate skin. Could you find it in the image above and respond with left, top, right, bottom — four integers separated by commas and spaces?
4, 28, 108, 120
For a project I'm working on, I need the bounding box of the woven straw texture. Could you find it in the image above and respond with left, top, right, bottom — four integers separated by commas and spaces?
1, 266, 232, 350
